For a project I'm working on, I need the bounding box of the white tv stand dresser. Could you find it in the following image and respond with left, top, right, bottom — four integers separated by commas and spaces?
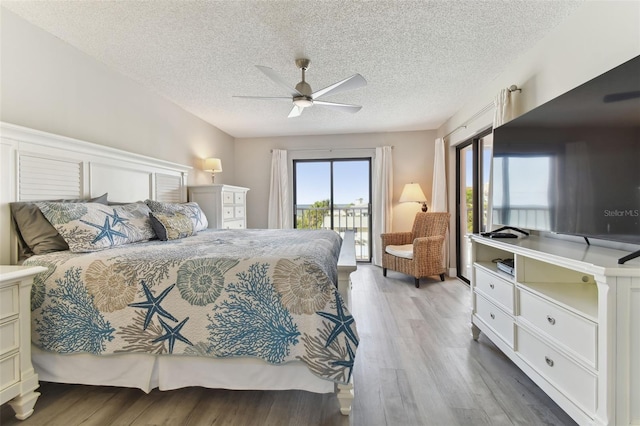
470, 234, 639, 426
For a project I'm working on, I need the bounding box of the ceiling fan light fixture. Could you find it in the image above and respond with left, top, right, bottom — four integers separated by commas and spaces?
293, 96, 313, 108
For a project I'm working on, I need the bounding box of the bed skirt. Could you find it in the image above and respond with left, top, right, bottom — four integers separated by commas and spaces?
31, 345, 335, 394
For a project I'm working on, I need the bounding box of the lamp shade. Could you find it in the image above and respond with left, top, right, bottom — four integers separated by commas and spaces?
203, 158, 223, 173
399, 183, 427, 203
399, 182, 428, 212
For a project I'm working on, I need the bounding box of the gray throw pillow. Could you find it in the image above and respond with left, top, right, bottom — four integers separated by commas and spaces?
10, 193, 108, 257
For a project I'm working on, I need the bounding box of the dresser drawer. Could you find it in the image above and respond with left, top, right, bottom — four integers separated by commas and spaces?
0, 352, 19, 391
475, 293, 514, 348
0, 284, 19, 320
224, 219, 244, 229
222, 191, 234, 204
518, 289, 596, 367
474, 267, 514, 313
516, 326, 596, 413
222, 207, 234, 219
234, 206, 245, 218
233, 192, 244, 204
0, 320, 19, 356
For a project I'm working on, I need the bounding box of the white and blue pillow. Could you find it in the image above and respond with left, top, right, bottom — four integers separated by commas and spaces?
38, 202, 155, 252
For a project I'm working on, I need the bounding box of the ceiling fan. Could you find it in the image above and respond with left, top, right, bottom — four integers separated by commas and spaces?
233, 58, 367, 118
603, 90, 640, 103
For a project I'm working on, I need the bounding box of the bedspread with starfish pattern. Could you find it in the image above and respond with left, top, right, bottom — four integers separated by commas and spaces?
23, 229, 357, 384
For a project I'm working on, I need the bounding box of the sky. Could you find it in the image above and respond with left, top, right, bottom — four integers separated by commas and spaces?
295, 160, 370, 206
465, 146, 492, 187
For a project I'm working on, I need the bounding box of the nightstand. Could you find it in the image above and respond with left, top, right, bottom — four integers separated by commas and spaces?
0, 265, 46, 420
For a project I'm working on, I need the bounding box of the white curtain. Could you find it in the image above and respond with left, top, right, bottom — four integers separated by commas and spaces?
267, 149, 292, 229
431, 137, 449, 272
431, 138, 447, 212
487, 88, 512, 231
493, 88, 511, 127
372, 146, 393, 266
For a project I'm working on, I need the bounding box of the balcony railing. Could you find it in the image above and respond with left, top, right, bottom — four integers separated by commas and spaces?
295, 205, 370, 261
492, 206, 551, 231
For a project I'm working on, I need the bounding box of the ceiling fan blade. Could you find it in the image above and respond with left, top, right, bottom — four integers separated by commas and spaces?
312, 74, 367, 99
603, 91, 640, 103
288, 105, 303, 118
256, 65, 302, 97
314, 101, 362, 114
233, 96, 292, 101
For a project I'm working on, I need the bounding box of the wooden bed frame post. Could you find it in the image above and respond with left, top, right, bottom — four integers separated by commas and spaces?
337, 230, 357, 309
336, 379, 355, 415
336, 230, 356, 415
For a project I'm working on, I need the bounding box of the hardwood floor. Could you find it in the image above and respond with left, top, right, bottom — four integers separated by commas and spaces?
1, 265, 576, 426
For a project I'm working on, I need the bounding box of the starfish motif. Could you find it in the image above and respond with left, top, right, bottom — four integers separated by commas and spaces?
317, 293, 358, 347
331, 339, 356, 382
128, 281, 178, 330
153, 316, 193, 354
81, 216, 127, 245
102, 208, 128, 227
186, 206, 203, 227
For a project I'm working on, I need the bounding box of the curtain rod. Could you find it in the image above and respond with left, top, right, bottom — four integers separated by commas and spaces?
271, 146, 393, 153
443, 85, 521, 140
443, 102, 493, 140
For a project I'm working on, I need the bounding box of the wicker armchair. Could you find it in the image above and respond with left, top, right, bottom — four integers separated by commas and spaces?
381, 212, 450, 288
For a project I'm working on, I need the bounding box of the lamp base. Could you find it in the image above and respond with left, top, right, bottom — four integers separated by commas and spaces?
421, 202, 428, 212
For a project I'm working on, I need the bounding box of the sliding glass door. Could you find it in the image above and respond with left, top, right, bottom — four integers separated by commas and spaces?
456, 129, 493, 283
293, 158, 371, 262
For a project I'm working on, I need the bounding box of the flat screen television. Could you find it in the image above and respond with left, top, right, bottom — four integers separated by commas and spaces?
491, 55, 640, 246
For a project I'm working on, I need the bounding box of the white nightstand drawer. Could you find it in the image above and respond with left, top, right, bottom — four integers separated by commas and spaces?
233, 192, 244, 204
516, 326, 596, 413
518, 288, 596, 367
224, 219, 244, 229
234, 206, 245, 218
475, 267, 514, 313
0, 320, 19, 356
222, 191, 234, 204
223, 207, 234, 219
0, 284, 19, 320
475, 293, 514, 348
0, 352, 19, 390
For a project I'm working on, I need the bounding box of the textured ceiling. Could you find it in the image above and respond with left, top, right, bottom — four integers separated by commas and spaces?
2, 1, 584, 139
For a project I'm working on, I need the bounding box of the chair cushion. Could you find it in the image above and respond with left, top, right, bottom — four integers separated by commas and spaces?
385, 244, 414, 260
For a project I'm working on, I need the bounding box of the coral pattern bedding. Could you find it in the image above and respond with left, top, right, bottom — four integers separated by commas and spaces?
23, 229, 357, 384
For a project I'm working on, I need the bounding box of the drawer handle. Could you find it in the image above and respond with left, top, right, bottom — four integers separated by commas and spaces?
490, 313, 495, 320
489, 283, 495, 289
546, 315, 556, 325
545, 356, 554, 367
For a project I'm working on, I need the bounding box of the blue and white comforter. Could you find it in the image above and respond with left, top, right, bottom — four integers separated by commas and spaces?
23, 229, 357, 384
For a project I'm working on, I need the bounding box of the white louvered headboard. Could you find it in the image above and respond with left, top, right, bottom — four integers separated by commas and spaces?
0, 122, 191, 265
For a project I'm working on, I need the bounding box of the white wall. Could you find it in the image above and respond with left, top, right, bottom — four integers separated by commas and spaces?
438, 1, 640, 273
234, 130, 437, 231
0, 8, 234, 187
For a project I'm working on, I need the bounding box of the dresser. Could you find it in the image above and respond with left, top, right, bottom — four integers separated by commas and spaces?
470, 235, 640, 426
188, 185, 249, 229
1, 265, 46, 420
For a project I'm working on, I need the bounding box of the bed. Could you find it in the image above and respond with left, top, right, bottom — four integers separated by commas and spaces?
1, 122, 357, 416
